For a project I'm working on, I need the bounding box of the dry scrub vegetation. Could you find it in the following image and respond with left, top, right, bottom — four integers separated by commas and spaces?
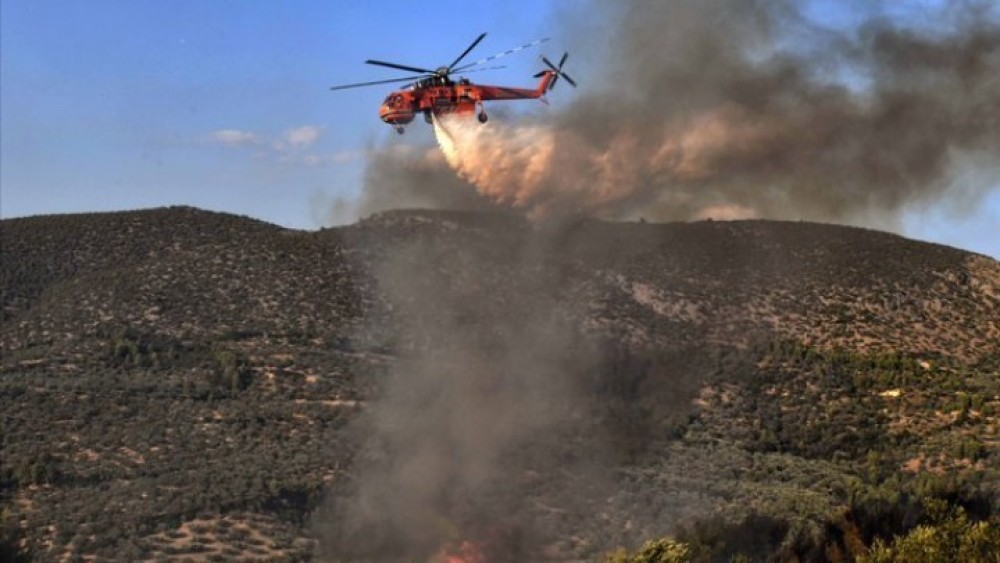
2, 207, 998, 561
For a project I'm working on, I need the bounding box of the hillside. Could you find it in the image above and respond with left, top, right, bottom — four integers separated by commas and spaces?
2, 206, 999, 561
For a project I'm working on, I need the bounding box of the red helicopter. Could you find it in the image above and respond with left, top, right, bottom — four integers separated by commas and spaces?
330, 33, 575, 134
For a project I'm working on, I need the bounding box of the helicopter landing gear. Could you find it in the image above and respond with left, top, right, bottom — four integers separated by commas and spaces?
478, 111, 488, 123
395, 126, 405, 135
424, 110, 434, 125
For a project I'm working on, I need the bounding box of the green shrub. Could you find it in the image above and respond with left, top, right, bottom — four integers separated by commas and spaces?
606, 538, 691, 563
862, 508, 1000, 563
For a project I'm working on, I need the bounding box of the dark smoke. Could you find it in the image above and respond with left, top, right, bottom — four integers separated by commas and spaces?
343, 0, 1000, 226
355, 145, 492, 219
577, 0, 1000, 222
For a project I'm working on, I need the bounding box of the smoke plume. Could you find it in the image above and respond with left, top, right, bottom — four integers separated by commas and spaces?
312, 1, 1000, 558
314, 227, 622, 560
353, 0, 1000, 226
354, 145, 493, 219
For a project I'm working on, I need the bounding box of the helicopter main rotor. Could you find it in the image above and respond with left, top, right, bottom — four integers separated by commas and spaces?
330, 33, 549, 91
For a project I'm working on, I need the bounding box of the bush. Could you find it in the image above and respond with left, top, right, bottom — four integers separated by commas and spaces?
209, 346, 253, 392
862, 507, 1000, 563
606, 538, 691, 563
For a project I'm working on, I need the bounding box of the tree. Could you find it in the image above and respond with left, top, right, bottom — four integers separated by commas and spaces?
606, 538, 691, 563
863, 507, 1000, 563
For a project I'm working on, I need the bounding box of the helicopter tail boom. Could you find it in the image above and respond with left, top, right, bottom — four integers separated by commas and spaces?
476, 52, 575, 102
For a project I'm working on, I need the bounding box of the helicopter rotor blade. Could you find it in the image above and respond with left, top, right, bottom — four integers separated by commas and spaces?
542, 55, 558, 71
365, 59, 437, 74
448, 32, 487, 71
558, 52, 568, 68
330, 75, 429, 91
452, 37, 550, 73
455, 65, 506, 76
337, 37, 554, 93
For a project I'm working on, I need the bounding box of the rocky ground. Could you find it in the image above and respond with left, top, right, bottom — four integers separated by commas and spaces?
2, 206, 998, 561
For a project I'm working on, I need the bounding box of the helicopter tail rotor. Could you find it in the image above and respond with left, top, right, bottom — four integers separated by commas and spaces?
534, 52, 576, 91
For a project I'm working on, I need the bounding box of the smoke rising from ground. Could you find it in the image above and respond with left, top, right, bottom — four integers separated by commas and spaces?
315, 229, 619, 560
350, 0, 1000, 226
312, 1, 1000, 558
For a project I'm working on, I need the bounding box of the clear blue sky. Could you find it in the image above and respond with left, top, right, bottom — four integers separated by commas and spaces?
2, 1, 997, 258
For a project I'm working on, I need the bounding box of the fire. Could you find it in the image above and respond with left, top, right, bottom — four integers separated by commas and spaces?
438, 540, 486, 563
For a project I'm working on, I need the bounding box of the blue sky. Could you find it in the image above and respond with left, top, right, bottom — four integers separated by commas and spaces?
1, 1, 550, 227
2, 1, 997, 258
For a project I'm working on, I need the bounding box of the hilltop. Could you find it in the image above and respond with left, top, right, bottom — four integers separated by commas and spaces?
2, 206, 999, 561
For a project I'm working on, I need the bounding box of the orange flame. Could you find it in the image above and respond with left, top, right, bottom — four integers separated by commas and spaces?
439, 540, 487, 563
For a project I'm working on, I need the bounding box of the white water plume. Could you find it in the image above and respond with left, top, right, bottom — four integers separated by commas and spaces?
432, 109, 772, 221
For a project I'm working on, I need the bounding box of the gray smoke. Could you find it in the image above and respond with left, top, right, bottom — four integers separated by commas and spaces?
345, 0, 1000, 226
313, 226, 616, 560
311, 1, 1000, 558
355, 145, 492, 219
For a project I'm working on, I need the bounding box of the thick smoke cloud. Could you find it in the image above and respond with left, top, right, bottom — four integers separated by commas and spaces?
349, 0, 1000, 226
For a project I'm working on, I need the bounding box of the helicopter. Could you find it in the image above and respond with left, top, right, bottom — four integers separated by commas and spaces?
330, 33, 575, 134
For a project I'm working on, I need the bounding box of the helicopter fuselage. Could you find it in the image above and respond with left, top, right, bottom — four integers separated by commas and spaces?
329, 33, 573, 134
378, 71, 557, 129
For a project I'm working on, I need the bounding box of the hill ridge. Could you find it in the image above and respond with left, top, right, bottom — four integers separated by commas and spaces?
2, 206, 998, 561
